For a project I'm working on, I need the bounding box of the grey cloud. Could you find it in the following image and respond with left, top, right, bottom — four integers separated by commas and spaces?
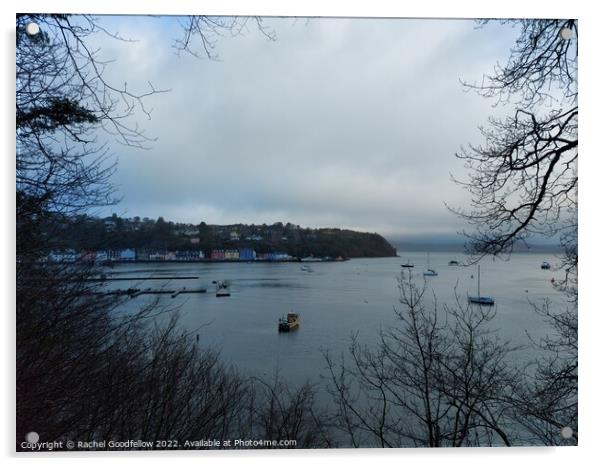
87, 17, 518, 236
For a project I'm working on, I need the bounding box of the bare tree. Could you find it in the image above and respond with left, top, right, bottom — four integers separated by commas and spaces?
17, 13, 167, 442
16, 14, 168, 264
16, 15, 334, 451
17, 14, 271, 259
324, 274, 518, 447
451, 19, 578, 444
174, 16, 276, 59
509, 300, 577, 445
451, 19, 577, 261
18, 297, 333, 450
243, 376, 334, 448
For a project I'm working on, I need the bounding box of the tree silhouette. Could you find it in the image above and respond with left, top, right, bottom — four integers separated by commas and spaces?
451, 19, 578, 445
16, 14, 333, 451
452, 20, 577, 262
324, 274, 519, 447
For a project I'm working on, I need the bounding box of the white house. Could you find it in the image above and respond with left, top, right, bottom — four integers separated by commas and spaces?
48, 250, 79, 263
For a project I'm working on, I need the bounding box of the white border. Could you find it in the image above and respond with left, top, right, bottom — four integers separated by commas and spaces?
8, 0, 584, 18
3, 1, 599, 466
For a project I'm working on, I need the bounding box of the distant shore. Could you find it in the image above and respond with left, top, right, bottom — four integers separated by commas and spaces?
102, 258, 349, 264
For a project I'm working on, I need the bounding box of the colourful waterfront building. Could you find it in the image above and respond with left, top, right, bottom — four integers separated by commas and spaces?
211, 249, 226, 260
239, 248, 256, 261
224, 249, 240, 261
119, 248, 136, 261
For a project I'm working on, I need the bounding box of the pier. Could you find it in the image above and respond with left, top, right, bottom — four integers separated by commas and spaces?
85, 276, 200, 281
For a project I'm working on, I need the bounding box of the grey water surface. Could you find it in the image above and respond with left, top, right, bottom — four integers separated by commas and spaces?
108, 252, 567, 385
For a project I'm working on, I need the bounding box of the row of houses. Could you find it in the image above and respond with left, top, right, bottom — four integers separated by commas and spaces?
48, 249, 138, 263
46, 248, 294, 263
210, 248, 258, 261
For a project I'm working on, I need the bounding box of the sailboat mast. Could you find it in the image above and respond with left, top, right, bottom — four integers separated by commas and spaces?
477, 265, 481, 298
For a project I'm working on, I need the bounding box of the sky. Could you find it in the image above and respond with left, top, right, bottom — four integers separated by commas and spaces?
86, 16, 520, 239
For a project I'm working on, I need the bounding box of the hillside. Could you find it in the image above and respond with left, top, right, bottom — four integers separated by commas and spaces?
48, 215, 398, 259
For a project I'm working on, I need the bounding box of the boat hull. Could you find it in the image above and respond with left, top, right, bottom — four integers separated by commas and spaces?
278, 321, 299, 332
468, 296, 495, 305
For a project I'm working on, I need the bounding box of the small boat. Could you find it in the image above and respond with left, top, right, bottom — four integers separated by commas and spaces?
423, 252, 438, 277
300, 265, 313, 272
468, 295, 495, 305
541, 261, 551, 270
401, 260, 414, 268
278, 312, 300, 332
216, 281, 230, 297
468, 265, 495, 306
448, 260, 459, 266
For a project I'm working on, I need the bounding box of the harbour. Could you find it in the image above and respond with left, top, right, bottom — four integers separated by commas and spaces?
109, 252, 567, 386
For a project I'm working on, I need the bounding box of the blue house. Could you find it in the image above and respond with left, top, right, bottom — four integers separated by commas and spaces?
119, 248, 136, 261
239, 248, 256, 261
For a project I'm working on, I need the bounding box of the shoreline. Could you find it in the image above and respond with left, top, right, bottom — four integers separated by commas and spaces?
100, 256, 397, 265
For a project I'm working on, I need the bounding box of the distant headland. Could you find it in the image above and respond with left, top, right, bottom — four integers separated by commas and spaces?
44, 215, 398, 262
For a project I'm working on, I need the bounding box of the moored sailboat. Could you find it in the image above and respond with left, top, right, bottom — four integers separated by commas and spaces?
468, 265, 494, 305
423, 252, 438, 277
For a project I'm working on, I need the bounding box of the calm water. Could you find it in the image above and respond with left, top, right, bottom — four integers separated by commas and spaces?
108, 252, 567, 385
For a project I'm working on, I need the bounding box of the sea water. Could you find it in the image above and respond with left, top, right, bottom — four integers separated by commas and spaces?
108, 252, 568, 385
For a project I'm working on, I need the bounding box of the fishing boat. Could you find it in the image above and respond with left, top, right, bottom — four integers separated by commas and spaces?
468, 265, 495, 305
278, 312, 300, 332
423, 252, 438, 277
541, 261, 551, 270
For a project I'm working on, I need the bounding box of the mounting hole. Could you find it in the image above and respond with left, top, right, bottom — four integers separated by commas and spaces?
560, 27, 573, 40
25, 22, 40, 36
560, 426, 573, 439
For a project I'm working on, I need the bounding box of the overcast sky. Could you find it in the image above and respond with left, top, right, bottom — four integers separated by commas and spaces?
89, 16, 518, 237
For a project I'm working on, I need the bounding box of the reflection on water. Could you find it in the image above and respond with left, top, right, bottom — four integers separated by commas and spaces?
109, 252, 567, 386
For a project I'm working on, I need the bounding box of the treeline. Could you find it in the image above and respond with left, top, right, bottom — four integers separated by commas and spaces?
45, 214, 398, 259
